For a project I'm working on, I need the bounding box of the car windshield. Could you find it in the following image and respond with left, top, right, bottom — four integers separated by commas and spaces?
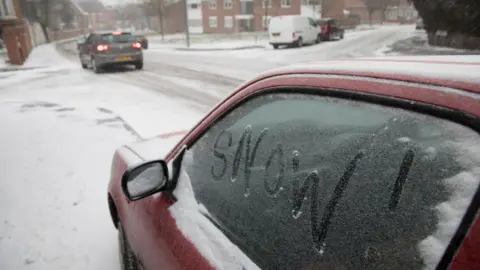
2, 0, 480, 269
99, 33, 135, 43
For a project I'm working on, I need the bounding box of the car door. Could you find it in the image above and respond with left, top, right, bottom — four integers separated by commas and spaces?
129, 82, 479, 269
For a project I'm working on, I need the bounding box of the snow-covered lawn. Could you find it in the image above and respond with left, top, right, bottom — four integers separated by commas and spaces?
0, 44, 202, 270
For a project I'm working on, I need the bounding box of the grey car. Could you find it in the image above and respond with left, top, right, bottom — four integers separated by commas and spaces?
78, 31, 143, 73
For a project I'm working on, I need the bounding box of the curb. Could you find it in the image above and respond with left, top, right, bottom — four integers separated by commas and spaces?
174, 45, 266, 51
0, 66, 42, 72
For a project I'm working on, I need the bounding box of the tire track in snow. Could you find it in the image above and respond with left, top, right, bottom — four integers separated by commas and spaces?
55, 41, 241, 111
106, 70, 217, 112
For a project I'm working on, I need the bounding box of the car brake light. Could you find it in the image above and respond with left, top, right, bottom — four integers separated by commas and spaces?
96, 44, 109, 52
292, 32, 296, 39
132, 42, 142, 49
112, 31, 122, 36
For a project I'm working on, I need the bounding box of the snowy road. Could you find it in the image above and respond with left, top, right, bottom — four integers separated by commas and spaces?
0, 24, 414, 270
57, 24, 414, 110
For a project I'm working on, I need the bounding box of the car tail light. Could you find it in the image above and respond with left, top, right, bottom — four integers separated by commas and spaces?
132, 42, 142, 49
292, 32, 296, 39
96, 44, 109, 52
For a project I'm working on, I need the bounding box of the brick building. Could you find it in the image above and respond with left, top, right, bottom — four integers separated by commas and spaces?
202, 0, 302, 33
1, 0, 33, 65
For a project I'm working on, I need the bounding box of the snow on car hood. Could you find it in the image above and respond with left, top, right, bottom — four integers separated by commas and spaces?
168, 150, 261, 270
125, 132, 187, 161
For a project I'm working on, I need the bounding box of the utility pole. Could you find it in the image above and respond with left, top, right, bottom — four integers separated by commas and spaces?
184, 0, 190, 47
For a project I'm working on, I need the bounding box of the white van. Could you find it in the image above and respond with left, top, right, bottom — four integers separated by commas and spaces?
268, 15, 321, 49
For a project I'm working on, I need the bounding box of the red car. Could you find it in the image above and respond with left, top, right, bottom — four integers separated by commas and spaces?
108, 57, 480, 270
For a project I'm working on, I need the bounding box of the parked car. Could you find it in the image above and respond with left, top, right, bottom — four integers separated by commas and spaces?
108, 56, 480, 270
77, 31, 143, 73
416, 18, 425, 30
268, 15, 321, 49
135, 34, 148, 49
316, 18, 345, 41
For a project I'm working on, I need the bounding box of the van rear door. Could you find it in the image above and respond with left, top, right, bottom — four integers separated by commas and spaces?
269, 16, 295, 44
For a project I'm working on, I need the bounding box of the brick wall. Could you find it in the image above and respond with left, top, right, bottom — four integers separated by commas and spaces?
149, 1, 186, 34
323, 0, 347, 19
203, 0, 302, 34
202, 0, 242, 34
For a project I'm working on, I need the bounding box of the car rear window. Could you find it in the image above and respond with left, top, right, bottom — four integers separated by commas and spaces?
184, 92, 480, 269
99, 33, 135, 44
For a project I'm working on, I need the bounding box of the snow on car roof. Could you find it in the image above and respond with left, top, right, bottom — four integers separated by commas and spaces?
263, 56, 480, 94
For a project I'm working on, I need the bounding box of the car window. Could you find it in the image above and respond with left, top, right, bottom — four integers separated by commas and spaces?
308, 18, 316, 27
85, 34, 95, 44
99, 33, 135, 44
183, 92, 480, 270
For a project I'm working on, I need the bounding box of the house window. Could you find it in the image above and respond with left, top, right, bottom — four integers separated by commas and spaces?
190, 3, 198, 9
209, 16, 217, 27
263, 0, 271, 8
224, 0, 232, 9
301, 0, 309, 5
209, 0, 217, 9
263, 16, 271, 28
281, 0, 291, 8
224, 16, 233, 28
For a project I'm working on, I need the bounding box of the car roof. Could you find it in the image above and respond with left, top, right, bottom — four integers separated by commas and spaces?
257, 56, 480, 95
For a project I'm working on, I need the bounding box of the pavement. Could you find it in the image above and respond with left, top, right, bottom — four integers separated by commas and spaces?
380, 30, 480, 56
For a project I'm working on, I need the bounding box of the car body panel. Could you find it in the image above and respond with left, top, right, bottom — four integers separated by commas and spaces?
269, 15, 320, 46
108, 57, 480, 270
316, 18, 344, 40
78, 32, 143, 68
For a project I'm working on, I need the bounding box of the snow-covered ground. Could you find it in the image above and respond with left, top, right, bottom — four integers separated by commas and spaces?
0, 45, 203, 270
0, 24, 431, 270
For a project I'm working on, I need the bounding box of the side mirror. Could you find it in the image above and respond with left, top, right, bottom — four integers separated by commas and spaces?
121, 160, 169, 201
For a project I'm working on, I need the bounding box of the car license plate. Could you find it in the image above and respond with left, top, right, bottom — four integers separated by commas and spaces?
272, 33, 280, 37
117, 56, 132, 62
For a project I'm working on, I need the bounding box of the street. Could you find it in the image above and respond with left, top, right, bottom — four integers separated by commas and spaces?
0, 24, 418, 270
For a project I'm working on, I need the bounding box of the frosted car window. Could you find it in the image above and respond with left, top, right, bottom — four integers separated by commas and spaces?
184, 93, 479, 270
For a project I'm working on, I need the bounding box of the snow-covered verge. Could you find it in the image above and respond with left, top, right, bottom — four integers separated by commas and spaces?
0, 101, 134, 270
375, 29, 480, 56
